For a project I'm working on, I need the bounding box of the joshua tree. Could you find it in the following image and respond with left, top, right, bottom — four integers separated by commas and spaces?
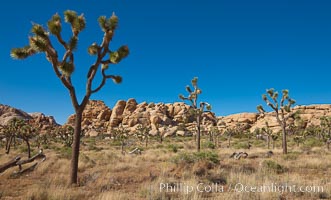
53, 125, 75, 147
135, 124, 151, 147
209, 126, 221, 147
18, 122, 37, 158
320, 116, 331, 149
320, 116, 331, 138
179, 77, 211, 152
1, 124, 11, 152
270, 133, 279, 149
11, 10, 129, 184
158, 124, 165, 144
257, 88, 296, 154
261, 122, 273, 149
112, 124, 129, 155
5, 118, 25, 154
224, 127, 236, 148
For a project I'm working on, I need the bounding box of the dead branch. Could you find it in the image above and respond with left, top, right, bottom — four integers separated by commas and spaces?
0, 149, 46, 174
0, 156, 21, 173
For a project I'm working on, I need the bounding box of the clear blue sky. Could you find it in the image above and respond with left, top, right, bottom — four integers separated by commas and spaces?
1, 0, 330, 124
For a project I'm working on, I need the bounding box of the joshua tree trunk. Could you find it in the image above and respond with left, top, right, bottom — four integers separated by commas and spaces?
267, 135, 270, 149
282, 125, 287, 154
209, 132, 213, 142
25, 139, 31, 158
214, 135, 219, 148
272, 140, 275, 149
145, 137, 148, 147
121, 141, 125, 155
228, 135, 231, 148
70, 109, 83, 185
196, 116, 201, 152
6, 136, 13, 154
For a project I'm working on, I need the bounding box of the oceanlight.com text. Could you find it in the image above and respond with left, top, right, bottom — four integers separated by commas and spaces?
159, 182, 324, 194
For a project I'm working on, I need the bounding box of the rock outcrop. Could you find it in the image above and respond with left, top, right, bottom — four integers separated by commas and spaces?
0, 104, 59, 131
29, 112, 58, 133
67, 100, 112, 133
64, 99, 331, 137
66, 99, 217, 136
219, 105, 331, 133
0, 104, 32, 125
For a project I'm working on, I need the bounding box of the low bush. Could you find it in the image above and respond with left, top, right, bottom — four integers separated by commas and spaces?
202, 141, 216, 149
171, 151, 219, 164
262, 160, 286, 174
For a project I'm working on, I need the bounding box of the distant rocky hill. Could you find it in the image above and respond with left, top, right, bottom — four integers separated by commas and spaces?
0, 104, 59, 131
1, 101, 330, 137
219, 104, 331, 133
65, 99, 331, 136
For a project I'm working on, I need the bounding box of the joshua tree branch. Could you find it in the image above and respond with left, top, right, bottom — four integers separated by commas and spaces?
91, 69, 116, 93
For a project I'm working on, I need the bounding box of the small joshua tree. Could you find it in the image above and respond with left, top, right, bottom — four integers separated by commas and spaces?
54, 125, 75, 147
257, 88, 296, 154
320, 116, 331, 149
11, 10, 129, 184
261, 122, 273, 149
5, 118, 25, 154
270, 133, 279, 149
135, 124, 151, 147
210, 126, 222, 148
179, 77, 211, 152
112, 124, 129, 155
19, 121, 37, 158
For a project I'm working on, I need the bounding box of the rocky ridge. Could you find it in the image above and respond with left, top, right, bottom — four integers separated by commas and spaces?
0, 104, 59, 131
66, 99, 331, 137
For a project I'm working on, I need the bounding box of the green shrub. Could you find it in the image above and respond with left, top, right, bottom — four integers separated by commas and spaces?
283, 152, 299, 160
58, 146, 72, 159
251, 140, 267, 148
155, 144, 164, 149
262, 160, 286, 174
202, 141, 216, 149
303, 137, 324, 148
172, 151, 219, 164
233, 142, 250, 149
167, 144, 184, 153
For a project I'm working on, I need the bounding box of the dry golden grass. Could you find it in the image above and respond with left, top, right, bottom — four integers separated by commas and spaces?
0, 137, 330, 200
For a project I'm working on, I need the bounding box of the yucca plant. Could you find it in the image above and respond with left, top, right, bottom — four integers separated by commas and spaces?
179, 77, 211, 152
257, 88, 296, 154
11, 10, 129, 184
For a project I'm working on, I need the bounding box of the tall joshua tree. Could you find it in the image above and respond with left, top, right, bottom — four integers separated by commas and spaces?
11, 10, 129, 184
257, 88, 296, 154
179, 77, 211, 152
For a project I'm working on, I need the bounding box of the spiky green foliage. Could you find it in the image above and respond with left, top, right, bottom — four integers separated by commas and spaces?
64, 10, 78, 25
29, 36, 48, 52
31, 24, 48, 39
98, 16, 107, 31
48, 13, 62, 35
109, 45, 130, 64
98, 12, 118, 32
59, 62, 74, 76
10, 46, 35, 59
